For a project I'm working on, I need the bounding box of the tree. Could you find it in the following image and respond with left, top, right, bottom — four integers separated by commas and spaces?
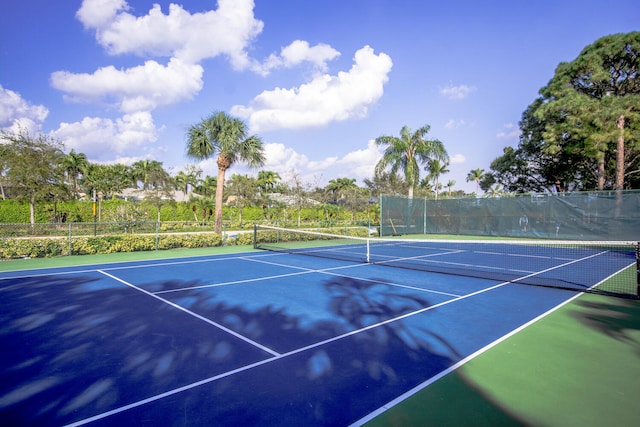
131, 160, 166, 190
257, 170, 281, 194
62, 149, 88, 198
363, 170, 407, 198
227, 174, 258, 225
326, 177, 357, 203
195, 175, 217, 198
190, 196, 215, 225
145, 167, 175, 222
488, 99, 588, 193
174, 164, 202, 195
445, 180, 456, 197
186, 111, 265, 234
286, 171, 309, 226
0, 143, 8, 200
425, 158, 449, 200
375, 124, 448, 198
466, 168, 486, 196
536, 32, 640, 190
1, 129, 68, 224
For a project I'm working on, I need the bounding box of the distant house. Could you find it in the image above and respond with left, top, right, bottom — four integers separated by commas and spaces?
267, 193, 321, 207
116, 188, 190, 202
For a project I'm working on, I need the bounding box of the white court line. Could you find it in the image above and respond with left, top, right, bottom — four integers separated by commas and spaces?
154, 253, 371, 294
97, 270, 280, 357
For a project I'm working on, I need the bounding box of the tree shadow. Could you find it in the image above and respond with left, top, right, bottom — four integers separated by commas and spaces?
0, 271, 526, 425
569, 297, 640, 356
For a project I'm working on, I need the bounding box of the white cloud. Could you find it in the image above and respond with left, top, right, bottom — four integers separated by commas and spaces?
338, 139, 383, 179
255, 40, 340, 76
439, 84, 476, 100
51, 58, 203, 113
0, 85, 49, 132
76, 0, 263, 67
235, 140, 382, 186
231, 46, 393, 132
76, 0, 129, 28
51, 111, 158, 159
449, 153, 466, 164
444, 118, 467, 129
496, 123, 520, 139
263, 142, 310, 173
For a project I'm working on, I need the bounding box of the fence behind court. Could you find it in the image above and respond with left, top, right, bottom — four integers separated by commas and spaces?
380, 190, 640, 241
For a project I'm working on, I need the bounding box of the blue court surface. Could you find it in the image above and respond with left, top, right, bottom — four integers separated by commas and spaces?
0, 246, 633, 426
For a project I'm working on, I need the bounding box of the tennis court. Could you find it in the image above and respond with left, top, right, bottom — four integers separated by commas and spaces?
0, 231, 637, 425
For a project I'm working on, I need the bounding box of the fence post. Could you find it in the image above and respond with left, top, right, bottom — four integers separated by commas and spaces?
155, 222, 159, 251
68, 223, 72, 256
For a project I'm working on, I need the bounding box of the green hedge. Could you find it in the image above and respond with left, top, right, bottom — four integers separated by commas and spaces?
0, 232, 256, 259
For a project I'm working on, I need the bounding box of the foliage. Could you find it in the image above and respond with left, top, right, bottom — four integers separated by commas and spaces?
1, 129, 69, 224
375, 124, 448, 198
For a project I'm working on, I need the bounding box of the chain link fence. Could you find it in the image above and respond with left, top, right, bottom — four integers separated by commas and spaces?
0, 219, 378, 259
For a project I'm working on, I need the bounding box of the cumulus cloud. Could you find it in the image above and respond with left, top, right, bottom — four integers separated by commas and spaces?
76, 0, 263, 67
337, 139, 382, 179
51, 111, 158, 159
449, 153, 466, 164
255, 40, 340, 76
242, 140, 382, 185
0, 85, 49, 132
231, 46, 393, 132
51, 58, 203, 113
76, 0, 129, 29
439, 84, 476, 100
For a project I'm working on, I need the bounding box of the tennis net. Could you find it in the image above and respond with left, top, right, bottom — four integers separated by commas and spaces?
253, 225, 639, 299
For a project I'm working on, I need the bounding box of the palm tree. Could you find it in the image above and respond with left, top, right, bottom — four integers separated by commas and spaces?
426, 158, 449, 200
186, 111, 265, 234
257, 170, 281, 194
195, 175, 217, 197
190, 196, 215, 225
131, 160, 165, 190
326, 177, 357, 203
63, 150, 88, 198
375, 124, 448, 198
445, 180, 456, 197
484, 183, 504, 198
466, 168, 486, 196
174, 171, 189, 194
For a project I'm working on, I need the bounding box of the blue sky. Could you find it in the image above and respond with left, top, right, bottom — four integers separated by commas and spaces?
1, 0, 638, 193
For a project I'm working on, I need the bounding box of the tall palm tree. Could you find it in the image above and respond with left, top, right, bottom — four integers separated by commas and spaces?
186, 111, 265, 234
63, 149, 88, 198
466, 168, 486, 196
426, 158, 449, 200
375, 124, 448, 198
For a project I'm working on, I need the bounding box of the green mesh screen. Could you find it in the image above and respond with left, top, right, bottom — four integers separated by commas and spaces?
380, 190, 640, 241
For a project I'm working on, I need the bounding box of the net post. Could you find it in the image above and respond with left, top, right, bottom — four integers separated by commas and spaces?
366, 238, 370, 263
636, 242, 640, 298
253, 224, 258, 249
